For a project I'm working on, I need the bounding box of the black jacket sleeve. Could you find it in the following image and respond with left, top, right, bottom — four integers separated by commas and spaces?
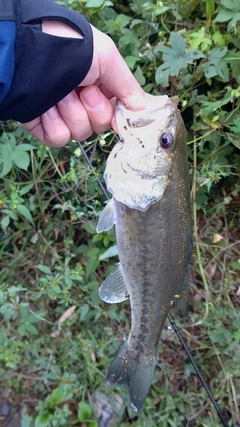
0, 0, 93, 122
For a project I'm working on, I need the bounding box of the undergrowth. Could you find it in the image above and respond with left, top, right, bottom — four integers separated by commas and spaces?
0, 0, 240, 426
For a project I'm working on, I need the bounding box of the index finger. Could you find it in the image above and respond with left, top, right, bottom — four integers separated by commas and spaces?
101, 50, 146, 110
87, 27, 147, 111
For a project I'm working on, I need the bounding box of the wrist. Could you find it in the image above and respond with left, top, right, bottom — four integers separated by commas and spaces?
42, 19, 83, 39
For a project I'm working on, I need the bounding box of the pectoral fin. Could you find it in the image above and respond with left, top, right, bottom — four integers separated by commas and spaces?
99, 263, 129, 304
97, 199, 115, 233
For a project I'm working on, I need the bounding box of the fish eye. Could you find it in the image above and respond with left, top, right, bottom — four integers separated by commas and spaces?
159, 132, 174, 149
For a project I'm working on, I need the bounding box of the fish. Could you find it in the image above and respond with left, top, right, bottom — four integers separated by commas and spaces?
96, 94, 192, 413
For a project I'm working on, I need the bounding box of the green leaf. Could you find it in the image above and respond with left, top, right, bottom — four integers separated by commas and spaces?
155, 5, 171, 16
21, 413, 33, 427
134, 66, 146, 86
18, 323, 39, 336
19, 306, 29, 320
119, 33, 141, 52
82, 222, 97, 235
200, 87, 235, 115
20, 184, 34, 195
115, 14, 131, 27
212, 30, 226, 47
222, 0, 240, 8
125, 55, 140, 69
47, 285, 61, 299
214, 9, 234, 23
0, 132, 16, 148
36, 265, 52, 274
189, 27, 212, 51
35, 412, 50, 427
99, 245, 118, 260
0, 291, 5, 303
79, 304, 89, 322
0, 144, 13, 177
213, 0, 240, 31
227, 13, 240, 31
16, 205, 34, 224
8, 286, 27, 293
0, 138, 35, 176
201, 47, 229, 81
156, 32, 204, 86
1, 215, 10, 231
86, 256, 100, 279
85, 0, 104, 7
15, 143, 36, 151
18, 324, 28, 336
77, 401, 92, 422
209, 46, 228, 60
155, 67, 171, 87
231, 118, 240, 133
12, 148, 30, 171
86, 247, 100, 257
49, 385, 69, 405
170, 31, 186, 55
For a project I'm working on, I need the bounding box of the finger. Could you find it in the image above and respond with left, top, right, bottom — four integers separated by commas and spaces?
21, 107, 71, 147
89, 27, 146, 111
101, 52, 145, 110
111, 114, 118, 134
99, 84, 114, 99
80, 85, 114, 133
57, 91, 93, 141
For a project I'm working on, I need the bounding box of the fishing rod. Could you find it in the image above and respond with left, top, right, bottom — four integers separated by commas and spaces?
76, 140, 230, 427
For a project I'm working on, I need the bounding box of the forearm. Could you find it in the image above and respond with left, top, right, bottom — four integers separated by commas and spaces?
0, 0, 93, 122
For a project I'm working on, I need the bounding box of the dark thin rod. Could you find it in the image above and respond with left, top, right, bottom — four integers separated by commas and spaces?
77, 140, 230, 427
77, 141, 109, 200
168, 314, 229, 427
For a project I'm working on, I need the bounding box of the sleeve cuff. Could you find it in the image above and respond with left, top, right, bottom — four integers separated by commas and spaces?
0, 0, 93, 122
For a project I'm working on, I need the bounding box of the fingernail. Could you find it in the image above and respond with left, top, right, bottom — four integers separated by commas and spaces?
82, 87, 103, 109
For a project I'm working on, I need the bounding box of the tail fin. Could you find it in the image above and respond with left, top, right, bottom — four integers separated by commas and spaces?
106, 341, 155, 413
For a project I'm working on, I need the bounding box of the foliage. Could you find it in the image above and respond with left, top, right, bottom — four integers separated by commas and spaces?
1, 0, 240, 426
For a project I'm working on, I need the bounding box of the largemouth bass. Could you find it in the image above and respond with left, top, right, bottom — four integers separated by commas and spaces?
97, 94, 192, 413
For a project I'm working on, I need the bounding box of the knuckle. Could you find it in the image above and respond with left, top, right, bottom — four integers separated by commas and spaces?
45, 130, 70, 147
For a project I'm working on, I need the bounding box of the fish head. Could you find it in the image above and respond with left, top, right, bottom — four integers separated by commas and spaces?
104, 94, 186, 212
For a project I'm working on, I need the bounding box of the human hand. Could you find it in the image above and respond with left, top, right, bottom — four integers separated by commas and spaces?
22, 23, 146, 147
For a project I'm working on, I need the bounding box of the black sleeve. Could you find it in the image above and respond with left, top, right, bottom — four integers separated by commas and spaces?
0, 0, 93, 122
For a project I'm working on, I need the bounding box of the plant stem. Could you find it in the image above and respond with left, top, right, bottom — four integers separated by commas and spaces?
192, 115, 210, 320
